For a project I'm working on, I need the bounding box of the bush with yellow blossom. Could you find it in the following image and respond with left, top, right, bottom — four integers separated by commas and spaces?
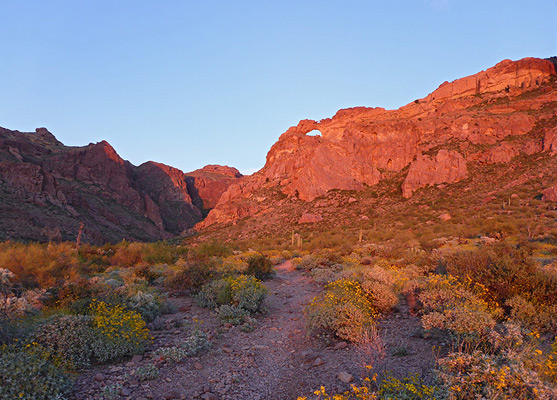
305, 279, 377, 343
89, 300, 150, 363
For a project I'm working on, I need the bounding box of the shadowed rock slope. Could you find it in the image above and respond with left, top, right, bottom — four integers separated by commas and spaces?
0, 128, 240, 244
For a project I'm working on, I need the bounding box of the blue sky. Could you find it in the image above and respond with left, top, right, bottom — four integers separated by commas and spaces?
1, 1, 555, 174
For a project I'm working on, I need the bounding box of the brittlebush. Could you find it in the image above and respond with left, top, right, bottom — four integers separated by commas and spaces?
305, 279, 377, 343
89, 300, 150, 362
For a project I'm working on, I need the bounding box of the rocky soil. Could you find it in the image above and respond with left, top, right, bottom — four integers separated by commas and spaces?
73, 261, 439, 400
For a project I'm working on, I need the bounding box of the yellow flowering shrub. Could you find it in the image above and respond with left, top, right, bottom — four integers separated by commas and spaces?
196, 275, 267, 314
419, 274, 502, 351
377, 373, 446, 399
297, 374, 445, 400
305, 279, 377, 343
0, 343, 73, 400
540, 339, 557, 384
298, 381, 377, 400
437, 350, 556, 399
221, 255, 248, 274
89, 300, 150, 362
227, 275, 268, 313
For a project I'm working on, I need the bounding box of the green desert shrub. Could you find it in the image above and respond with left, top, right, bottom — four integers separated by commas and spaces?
133, 264, 161, 284
295, 254, 321, 271
305, 279, 377, 343
444, 244, 557, 307
34, 314, 99, 369
134, 363, 159, 381
125, 290, 175, 322
35, 301, 151, 367
196, 275, 267, 313
154, 346, 189, 363
166, 261, 214, 292
0, 343, 73, 400
506, 295, 557, 334
195, 240, 233, 258
216, 304, 250, 325
246, 254, 275, 280
154, 328, 211, 361
181, 327, 211, 356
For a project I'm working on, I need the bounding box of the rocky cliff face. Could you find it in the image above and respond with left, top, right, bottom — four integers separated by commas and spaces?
185, 165, 243, 211
200, 57, 557, 228
0, 128, 240, 243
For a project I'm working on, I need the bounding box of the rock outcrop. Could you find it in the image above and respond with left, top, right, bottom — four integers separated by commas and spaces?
423, 58, 555, 102
0, 128, 239, 243
544, 127, 557, 154
401, 150, 468, 198
298, 212, 323, 224
543, 185, 557, 202
200, 57, 557, 228
185, 165, 243, 210
135, 162, 203, 234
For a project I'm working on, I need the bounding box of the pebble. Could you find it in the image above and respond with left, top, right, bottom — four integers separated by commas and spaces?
194, 362, 204, 370
94, 373, 105, 382
132, 354, 143, 363
313, 358, 324, 367
164, 389, 180, 399
222, 347, 233, 354
337, 372, 353, 383
333, 341, 348, 350
301, 350, 314, 361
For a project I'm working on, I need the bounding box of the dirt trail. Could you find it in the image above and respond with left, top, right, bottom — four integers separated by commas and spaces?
74, 261, 435, 400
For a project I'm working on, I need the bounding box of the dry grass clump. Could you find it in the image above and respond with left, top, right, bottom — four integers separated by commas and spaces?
0, 241, 79, 287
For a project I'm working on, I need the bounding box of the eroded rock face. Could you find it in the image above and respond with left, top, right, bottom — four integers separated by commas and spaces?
0, 128, 236, 243
423, 58, 555, 102
135, 162, 203, 235
402, 150, 468, 198
185, 165, 243, 210
201, 57, 557, 227
544, 127, 557, 154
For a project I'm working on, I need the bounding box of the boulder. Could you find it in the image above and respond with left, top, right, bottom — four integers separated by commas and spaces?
542, 185, 557, 202
298, 212, 323, 224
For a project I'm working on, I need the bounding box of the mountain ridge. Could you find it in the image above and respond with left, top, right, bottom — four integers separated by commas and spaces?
0, 128, 241, 243
1, 56, 556, 243
198, 57, 557, 230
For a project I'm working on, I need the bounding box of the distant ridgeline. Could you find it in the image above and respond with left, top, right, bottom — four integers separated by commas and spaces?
0, 126, 241, 243
1, 57, 557, 243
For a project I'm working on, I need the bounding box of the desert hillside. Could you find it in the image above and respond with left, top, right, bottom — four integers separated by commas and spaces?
0, 127, 241, 243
